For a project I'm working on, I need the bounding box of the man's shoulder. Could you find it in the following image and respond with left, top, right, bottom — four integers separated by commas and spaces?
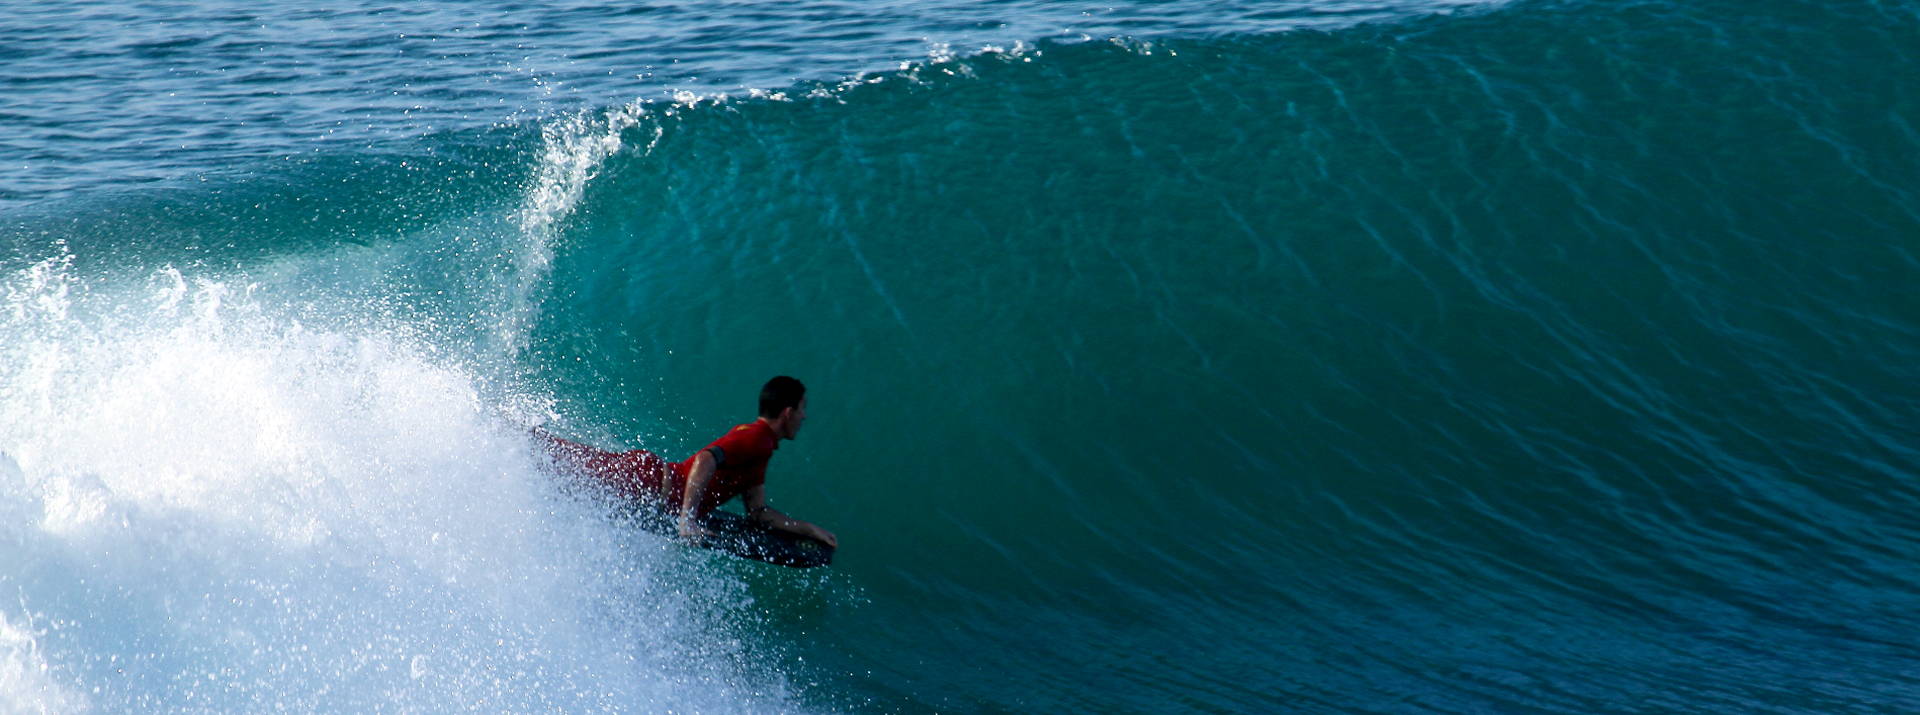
751, 421, 780, 454
720, 421, 778, 453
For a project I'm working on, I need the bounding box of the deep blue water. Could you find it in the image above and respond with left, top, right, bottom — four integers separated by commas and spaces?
3, 0, 1919, 712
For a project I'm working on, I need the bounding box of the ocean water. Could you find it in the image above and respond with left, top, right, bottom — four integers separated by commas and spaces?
3, 0, 1918, 711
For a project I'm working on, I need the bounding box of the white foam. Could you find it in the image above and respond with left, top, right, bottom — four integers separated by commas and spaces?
0, 255, 797, 712
0, 607, 88, 714
499, 104, 648, 357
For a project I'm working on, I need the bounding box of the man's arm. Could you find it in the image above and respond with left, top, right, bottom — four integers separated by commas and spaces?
677, 449, 718, 543
742, 484, 838, 548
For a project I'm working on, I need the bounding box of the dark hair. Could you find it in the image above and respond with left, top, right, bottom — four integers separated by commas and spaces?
759, 376, 806, 418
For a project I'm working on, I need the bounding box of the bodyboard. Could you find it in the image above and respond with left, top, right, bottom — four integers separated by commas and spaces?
619, 505, 834, 568
694, 510, 836, 568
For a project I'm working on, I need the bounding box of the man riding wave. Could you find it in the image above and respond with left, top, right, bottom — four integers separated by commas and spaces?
538, 376, 838, 550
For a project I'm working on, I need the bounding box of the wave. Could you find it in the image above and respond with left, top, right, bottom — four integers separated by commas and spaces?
503, 7, 1920, 709
3, 0, 1919, 709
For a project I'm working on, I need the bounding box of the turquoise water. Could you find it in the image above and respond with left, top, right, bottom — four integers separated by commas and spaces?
4, 0, 1919, 711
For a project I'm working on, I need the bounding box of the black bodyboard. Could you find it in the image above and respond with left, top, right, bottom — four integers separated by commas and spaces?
607, 497, 834, 568
694, 510, 835, 568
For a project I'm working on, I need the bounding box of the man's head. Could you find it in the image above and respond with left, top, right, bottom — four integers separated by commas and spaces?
759, 375, 807, 439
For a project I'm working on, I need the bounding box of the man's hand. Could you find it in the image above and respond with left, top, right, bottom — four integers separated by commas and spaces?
743, 485, 836, 548
678, 520, 714, 546
805, 524, 839, 549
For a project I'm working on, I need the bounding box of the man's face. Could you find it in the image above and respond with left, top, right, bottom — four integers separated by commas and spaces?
783, 397, 808, 439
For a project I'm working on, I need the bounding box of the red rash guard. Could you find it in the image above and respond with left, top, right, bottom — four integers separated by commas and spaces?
540, 421, 777, 519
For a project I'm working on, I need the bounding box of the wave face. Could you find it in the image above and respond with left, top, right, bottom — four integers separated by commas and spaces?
4, 0, 1920, 711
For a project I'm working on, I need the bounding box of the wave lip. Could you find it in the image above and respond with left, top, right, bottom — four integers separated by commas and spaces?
0, 0, 1504, 210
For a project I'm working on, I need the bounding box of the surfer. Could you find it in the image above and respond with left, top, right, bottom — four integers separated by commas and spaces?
538, 376, 839, 550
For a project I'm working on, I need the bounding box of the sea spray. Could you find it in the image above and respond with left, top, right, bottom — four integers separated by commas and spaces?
500, 104, 652, 358
0, 252, 802, 711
